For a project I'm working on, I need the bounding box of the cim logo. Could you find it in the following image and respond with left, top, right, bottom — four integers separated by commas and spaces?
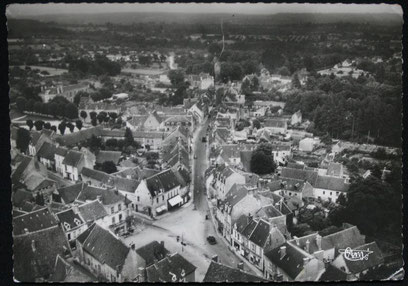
339, 247, 373, 261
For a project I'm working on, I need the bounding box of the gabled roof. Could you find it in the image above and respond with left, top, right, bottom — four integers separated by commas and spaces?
95, 151, 122, 165
136, 241, 170, 267
248, 219, 271, 247
76, 185, 127, 205
56, 127, 102, 147
145, 169, 183, 197
57, 183, 85, 204
222, 184, 248, 209
56, 209, 85, 231
314, 175, 350, 192
78, 223, 130, 272
264, 242, 312, 280
112, 176, 139, 193
327, 162, 343, 177
203, 261, 267, 282
13, 207, 58, 236
321, 225, 365, 253
12, 189, 34, 208
81, 167, 112, 185
50, 254, 93, 282
55, 146, 68, 157
344, 242, 383, 274
256, 205, 283, 220
62, 150, 83, 167
11, 155, 32, 185
264, 118, 287, 128
319, 264, 348, 281
240, 150, 253, 172
145, 253, 196, 282
37, 140, 57, 161
280, 167, 318, 185
13, 225, 71, 282
78, 200, 108, 223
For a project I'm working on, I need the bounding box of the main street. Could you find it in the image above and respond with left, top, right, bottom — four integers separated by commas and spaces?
123, 117, 259, 280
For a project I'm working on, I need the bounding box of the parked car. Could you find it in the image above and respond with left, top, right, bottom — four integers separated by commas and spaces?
207, 236, 217, 245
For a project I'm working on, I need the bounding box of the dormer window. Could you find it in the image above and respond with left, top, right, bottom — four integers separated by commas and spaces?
63, 222, 71, 231
74, 218, 82, 226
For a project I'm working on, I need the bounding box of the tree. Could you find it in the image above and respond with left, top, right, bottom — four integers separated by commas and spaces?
168, 69, 185, 87
48, 102, 58, 118
51, 125, 57, 132
25, 99, 35, 113
16, 128, 30, 153
80, 110, 88, 121
124, 127, 134, 147
106, 138, 118, 148
26, 119, 34, 130
252, 119, 261, 129
75, 120, 83, 130
34, 101, 42, 114
16, 96, 26, 112
250, 145, 276, 175
95, 161, 118, 174
108, 112, 118, 120
90, 111, 97, 120
67, 122, 75, 133
87, 135, 102, 153
58, 121, 66, 135
43, 122, 51, 130
91, 118, 98, 126
74, 91, 88, 106
96, 112, 106, 124
65, 103, 78, 119
34, 120, 44, 131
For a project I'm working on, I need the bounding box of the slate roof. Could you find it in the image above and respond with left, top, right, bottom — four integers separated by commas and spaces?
224, 184, 248, 207
112, 176, 139, 193
56, 127, 102, 146
203, 261, 267, 282
81, 167, 112, 185
344, 242, 383, 274
136, 241, 170, 267
13, 225, 71, 282
36, 142, 57, 161
264, 242, 311, 280
240, 150, 253, 172
56, 209, 85, 231
100, 128, 126, 138
55, 146, 68, 157
95, 150, 122, 165
146, 253, 196, 282
268, 180, 282, 192
314, 175, 350, 192
13, 208, 58, 236
50, 254, 93, 282
62, 150, 83, 167
321, 225, 365, 254
327, 162, 343, 177
256, 205, 283, 220
77, 185, 127, 205
145, 169, 183, 197
78, 200, 108, 223
319, 264, 348, 281
249, 219, 271, 247
280, 167, 318, 185
133, 131, 168, 139
12, 189, 34, 208
57, 183, 84, 204
286, 162, 305, 169
214, 127, 231, 143
11, 155, 32, 185
77, 223, 130, 272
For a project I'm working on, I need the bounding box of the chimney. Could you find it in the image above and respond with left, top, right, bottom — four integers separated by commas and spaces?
31, 240, 36, 252
237, 262, 244, 270
72, 204, 79, 214
293, 236, 300, 246
305, 239, 310, 253
316, 234, 322, 250
303, 257, 310, 267
279, 246, 286, 259
212, 255, 218, 263
24, 228, 29, 234
96, 195, 102, 203
131, 243, 136, 250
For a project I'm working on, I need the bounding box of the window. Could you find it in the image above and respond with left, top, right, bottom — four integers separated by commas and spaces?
162, 196, 164, 202
251, 243, 256, 251
119, 214, 122, 221
112, 217, 116, 224
67, 233, 71, 240
323, 191, 325, 195
336, 192, 339, 195
330, 192, 332, 196
137, 196, 140, 202
156, 197, 159, 203
111, 207, 115, 214
118, 204, 122, 211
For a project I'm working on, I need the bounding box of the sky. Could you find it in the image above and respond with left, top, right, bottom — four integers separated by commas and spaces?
6, 3, 403, 17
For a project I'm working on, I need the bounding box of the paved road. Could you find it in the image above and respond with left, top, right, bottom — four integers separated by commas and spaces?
192, 119, 210, 212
